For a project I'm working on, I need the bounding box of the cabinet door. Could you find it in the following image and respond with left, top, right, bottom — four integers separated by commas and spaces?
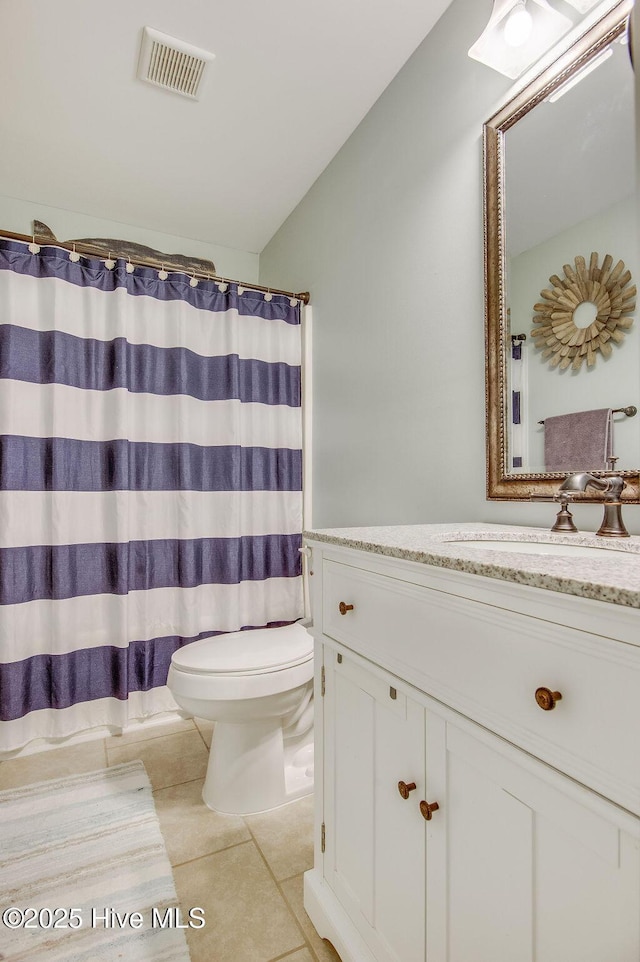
323, 648, 426, 962
425, 716, 640, 962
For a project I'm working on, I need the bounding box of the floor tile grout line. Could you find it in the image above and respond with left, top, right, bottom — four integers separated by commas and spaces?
266, 946, 310, 962
279, 869, 312, 885
277, 877, 326, 962
170, 836, 255, 869
151, 775, 209, 798
193, 726, 211, 751
109, 724, 197, 743
104, 721, 197, 750
246, 823, 323, 962
105, 726, 202, 758
145, 774, 208, 793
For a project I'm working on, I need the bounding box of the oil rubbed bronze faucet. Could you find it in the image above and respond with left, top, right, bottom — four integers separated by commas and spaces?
558, 473, 629, 538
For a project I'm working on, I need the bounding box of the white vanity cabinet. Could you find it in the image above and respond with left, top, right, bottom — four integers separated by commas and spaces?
304, 540, 640, 962
322, 649, 428, 962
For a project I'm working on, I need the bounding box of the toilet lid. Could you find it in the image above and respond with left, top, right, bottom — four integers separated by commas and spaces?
170, 622, 313, 675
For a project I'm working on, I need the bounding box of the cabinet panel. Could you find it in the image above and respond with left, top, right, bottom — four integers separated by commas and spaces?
329, 665, 375, 923
447, 753, 534, 961
324, 651, 426, 962
429, 722, 640, 962
374, 695, 426, 961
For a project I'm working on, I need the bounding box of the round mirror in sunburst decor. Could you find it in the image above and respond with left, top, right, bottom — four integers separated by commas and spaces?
530, 253, 636, 371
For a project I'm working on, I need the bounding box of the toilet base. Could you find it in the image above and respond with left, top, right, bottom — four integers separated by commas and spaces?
202, 719, 314, 816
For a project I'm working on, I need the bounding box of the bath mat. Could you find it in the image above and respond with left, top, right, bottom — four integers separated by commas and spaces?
0, 761, 192, 961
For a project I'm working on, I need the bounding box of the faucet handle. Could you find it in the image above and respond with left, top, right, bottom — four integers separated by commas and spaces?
551, 495, 578, 533
603, 474, 626, 500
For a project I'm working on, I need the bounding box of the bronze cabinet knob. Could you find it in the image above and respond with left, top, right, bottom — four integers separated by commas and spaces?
419, 800, 440, 821
338, 602, 354, 615
398, 781, 417, 799
535, 687, 563, 711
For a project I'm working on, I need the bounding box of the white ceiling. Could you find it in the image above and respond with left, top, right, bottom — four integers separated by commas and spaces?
0, 0, 455, 254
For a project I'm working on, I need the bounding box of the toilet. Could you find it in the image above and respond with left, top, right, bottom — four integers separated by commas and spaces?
167, 621, 314, 815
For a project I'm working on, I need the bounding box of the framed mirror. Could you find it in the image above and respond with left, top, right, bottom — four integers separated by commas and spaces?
484, 0, 640, 501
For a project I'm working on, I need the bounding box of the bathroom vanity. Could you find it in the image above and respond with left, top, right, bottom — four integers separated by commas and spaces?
303, 524, 640, 962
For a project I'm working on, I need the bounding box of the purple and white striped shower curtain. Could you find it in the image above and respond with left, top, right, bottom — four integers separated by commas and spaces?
0, 237, 303, 752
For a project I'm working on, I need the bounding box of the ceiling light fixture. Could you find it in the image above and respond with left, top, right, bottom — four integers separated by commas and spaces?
504, 1, 534, 46
561, 0, 601, 11
469, 0, 572, 79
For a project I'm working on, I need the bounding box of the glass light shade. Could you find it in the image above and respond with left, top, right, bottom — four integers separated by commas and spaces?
469, 0, 573, 79
504, 3, 534, 46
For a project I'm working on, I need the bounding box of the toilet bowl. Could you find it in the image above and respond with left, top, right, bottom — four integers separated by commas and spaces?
167, 622, 314, 815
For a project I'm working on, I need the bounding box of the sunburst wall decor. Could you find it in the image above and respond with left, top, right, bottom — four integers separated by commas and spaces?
530, 253, 636, 370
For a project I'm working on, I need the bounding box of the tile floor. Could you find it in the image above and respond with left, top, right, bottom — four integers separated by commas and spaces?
0, 718, 342, 962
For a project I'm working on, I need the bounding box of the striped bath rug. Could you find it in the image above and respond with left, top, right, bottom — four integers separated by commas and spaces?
0, 761, 192, 961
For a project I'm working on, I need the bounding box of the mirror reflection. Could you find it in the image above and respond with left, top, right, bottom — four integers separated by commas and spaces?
504, 28, 638, 475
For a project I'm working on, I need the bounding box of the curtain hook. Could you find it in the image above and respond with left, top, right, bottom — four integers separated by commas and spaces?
237, 285, 245, 296
69, 243, 80, 263
289, 297, 299, 307
264, 288, 273, 302
126, 256, 135, 274
104, 251, 115, 270
158, 264, 168, 280
28, 234, 40, 255
190, 273, 199, 288
216, 278, 228, 292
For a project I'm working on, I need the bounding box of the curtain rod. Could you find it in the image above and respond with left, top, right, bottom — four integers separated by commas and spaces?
0, 228, 310, 305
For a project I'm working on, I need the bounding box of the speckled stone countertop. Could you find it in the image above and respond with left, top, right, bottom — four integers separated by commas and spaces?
304, 523, 640, 609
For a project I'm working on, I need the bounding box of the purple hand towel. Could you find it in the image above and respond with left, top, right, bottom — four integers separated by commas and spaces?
544, 408, 613, 472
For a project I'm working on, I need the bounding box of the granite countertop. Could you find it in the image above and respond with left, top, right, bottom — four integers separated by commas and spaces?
304, 523, 640, 609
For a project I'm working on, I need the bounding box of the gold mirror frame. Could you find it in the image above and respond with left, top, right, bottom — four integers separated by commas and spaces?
484, 0, 639, 501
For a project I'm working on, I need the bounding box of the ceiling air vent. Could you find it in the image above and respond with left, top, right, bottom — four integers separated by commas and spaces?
137, 27, 215, 100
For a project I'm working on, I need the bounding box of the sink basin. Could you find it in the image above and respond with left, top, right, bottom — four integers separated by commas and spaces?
444, 539, 621, 558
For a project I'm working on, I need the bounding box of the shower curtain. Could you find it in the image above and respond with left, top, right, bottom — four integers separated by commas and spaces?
0, 237, 303, 753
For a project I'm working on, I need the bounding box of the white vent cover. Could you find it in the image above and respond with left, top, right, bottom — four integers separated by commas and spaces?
137, 27, 215, 100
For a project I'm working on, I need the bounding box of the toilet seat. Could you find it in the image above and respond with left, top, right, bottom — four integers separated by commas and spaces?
171, 622, 312, 676
168, 622, 313, 702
